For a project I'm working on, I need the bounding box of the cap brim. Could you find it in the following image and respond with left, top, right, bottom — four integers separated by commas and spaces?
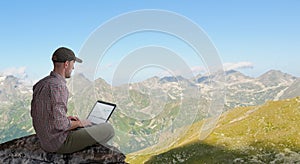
75, 57, 83, 63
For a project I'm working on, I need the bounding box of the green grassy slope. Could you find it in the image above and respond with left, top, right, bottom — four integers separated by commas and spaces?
0, 99, 34, 143
127, 97, 300, 163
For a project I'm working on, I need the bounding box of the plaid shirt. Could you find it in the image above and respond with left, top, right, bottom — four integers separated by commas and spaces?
31, 71, 71, 152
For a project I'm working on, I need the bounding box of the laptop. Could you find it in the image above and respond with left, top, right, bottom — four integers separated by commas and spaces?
86, 100, 117, 125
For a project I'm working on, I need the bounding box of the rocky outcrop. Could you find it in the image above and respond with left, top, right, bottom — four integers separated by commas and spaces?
0, 134, 126, 163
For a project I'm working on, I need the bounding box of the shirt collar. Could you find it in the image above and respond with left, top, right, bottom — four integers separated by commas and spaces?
50, 71, 66, 84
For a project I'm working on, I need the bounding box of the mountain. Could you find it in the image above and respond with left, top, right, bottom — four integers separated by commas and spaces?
78, 70, 298, 154
225, 70, 253, 83
68, 73, 92, 95
279, 78, 300, 99
0, 75, 33, 144
223, 70, 296, 109
0, 70, 298, 155
159, 75, 195, 87
0, 75, 32, 103
191, 69, 298, 111
258, 70, 296, 87
127, 97, 300, 163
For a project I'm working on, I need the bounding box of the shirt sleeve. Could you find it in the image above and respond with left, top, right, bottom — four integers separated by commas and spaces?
50, 84, 71, 131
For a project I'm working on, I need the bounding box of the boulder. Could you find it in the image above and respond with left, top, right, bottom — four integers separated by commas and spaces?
0, 134, 126, 163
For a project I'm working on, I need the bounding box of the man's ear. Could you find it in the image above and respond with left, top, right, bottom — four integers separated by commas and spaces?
64, 61, 69, 68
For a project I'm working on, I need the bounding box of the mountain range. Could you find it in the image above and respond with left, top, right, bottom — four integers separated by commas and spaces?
0, 69, 299, 155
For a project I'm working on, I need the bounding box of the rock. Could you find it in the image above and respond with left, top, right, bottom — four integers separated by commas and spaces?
0, 134, 126, 163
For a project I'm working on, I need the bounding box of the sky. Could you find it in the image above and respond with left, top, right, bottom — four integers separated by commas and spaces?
0, 0, 299, 84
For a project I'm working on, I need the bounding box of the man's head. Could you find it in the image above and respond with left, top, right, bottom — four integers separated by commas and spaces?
52, 47, 82, 63
52, 47, 83, 78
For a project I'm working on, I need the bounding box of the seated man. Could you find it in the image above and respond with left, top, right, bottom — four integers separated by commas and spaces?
31, 47, 114, 154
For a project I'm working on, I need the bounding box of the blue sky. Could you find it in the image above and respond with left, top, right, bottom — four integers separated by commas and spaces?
0, 0, 299, 83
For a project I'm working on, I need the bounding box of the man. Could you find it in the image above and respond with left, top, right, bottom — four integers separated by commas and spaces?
31, 47, 114, 154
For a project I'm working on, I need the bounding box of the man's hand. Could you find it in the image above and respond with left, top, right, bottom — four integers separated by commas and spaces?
68, 116, 79, 121
68, 116, 92, 130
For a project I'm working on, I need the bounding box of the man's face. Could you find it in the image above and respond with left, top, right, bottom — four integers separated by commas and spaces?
65, 60, 75, 78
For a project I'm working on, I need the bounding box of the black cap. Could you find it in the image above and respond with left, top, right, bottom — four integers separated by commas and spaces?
52, 47, 83, 63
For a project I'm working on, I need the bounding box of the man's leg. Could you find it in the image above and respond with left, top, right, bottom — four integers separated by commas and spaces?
57, 123, 114, 154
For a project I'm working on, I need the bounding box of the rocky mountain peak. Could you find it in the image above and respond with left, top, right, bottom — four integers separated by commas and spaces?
225, 70, 253, 83
142, 76, 160, 83
159, 75, 185, 83
258, 69, 296, 87
0, 75, 31, 103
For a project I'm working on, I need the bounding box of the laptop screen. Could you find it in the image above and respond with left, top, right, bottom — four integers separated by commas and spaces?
87, 100, 116, 124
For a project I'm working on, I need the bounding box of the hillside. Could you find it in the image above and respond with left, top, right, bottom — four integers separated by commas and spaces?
0, 75, 33, 143
127, 97, 300, 163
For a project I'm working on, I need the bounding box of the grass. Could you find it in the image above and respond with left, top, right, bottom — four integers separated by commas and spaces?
126, 97, 300, 163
